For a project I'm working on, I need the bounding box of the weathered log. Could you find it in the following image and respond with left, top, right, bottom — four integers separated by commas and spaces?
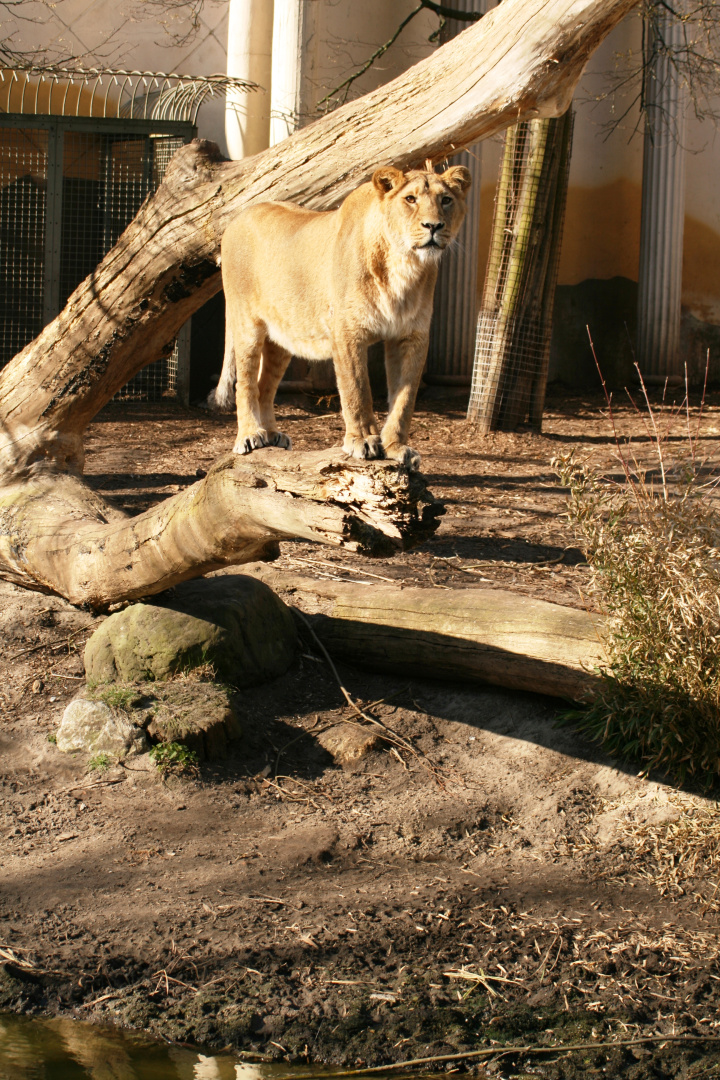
244, 569, 606, 702
0, 452, 441, 607
0, 0, 636, 477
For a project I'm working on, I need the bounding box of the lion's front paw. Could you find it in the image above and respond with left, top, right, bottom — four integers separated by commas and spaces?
343, 434, 385, 461
233, 429, 272, 455
233, 429, 293, 455
382, 442, 422, 471
270, 431, 292, 450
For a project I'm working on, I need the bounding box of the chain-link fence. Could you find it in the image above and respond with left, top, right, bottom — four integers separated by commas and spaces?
0, 116, 193, 401
0, 127, 48, 366
467, 110, 574, 432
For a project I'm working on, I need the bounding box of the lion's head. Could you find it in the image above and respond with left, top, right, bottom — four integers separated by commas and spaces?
371, 164, 472, 261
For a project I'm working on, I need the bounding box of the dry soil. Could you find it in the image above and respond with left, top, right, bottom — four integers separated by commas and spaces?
2, 387, 720, 1079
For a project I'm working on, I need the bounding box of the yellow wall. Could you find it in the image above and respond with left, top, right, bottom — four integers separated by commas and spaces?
474, 12, 720, 329
682, 216, 720, 325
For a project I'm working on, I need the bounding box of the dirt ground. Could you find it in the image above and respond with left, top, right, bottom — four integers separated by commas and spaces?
2, 386, 720, 1078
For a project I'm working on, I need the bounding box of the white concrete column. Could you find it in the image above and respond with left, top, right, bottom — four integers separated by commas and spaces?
269, 0, 303, 146
425, 0, 484, 383
637, 8, 688, 381
225, 0, 274, 160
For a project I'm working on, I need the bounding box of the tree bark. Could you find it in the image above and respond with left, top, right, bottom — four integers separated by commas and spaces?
243, 568, 606, 702
0, 0, 636, 604
0, 451, 441, 607
467, 110, 574, 433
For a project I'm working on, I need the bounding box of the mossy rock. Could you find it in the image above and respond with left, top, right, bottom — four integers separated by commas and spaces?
83, 680, 242, 761
85, 574, 297, 686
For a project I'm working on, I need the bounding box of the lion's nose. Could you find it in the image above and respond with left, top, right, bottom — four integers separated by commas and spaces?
422, 221, 444, 234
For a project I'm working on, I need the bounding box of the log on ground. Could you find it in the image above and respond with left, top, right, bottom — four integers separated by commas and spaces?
246, 569, 607, 702
0, 451, 441, 607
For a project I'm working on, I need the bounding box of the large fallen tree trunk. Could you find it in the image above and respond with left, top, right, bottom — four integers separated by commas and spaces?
0, 451, 441, 607
244, 569, 606, 702
0, 0, 636, 603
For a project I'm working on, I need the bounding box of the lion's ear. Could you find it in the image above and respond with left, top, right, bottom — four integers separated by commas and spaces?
372, 166, 405, 195
440, 165, 472, 195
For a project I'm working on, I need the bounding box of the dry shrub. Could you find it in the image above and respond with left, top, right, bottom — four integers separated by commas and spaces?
556, 363, 720, 788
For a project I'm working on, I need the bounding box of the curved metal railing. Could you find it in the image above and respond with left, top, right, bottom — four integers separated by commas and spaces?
0, 67, 260, 123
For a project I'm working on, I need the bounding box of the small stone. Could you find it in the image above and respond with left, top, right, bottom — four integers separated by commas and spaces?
317, 723, 379, 768
31, 679, 43, 694
56, 697, 148, 758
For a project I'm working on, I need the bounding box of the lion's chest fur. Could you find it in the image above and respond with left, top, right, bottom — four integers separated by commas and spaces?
257, 237, 433, 359
362, 246, 434, 341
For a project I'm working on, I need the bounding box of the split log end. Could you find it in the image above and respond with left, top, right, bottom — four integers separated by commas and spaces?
217, 447, 445, 556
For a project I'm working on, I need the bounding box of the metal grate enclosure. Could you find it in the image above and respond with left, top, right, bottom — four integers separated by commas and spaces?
0, 128, 48, 367
0, 116, 193, 401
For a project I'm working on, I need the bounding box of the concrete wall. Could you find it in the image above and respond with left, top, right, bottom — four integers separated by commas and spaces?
3, 0, 231, 149
477, 11, 720, 388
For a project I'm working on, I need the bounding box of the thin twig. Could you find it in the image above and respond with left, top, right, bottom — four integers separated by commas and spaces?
315, 5, 424, 110
57, 777, 126, 795
304, 1034, 720, 1077
315, 1, 482, 111
292, 609, 450, 785
634, 362, 668, 499
287, 555, 396, 583
8, 622, 96, 661
586, 326, 637, 496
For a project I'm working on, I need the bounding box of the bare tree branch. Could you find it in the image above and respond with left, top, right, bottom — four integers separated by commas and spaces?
315, 0, 484, 113
583, 0, 720, 133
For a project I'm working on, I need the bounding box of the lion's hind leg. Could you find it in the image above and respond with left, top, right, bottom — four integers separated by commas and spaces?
258, 341, 293, 450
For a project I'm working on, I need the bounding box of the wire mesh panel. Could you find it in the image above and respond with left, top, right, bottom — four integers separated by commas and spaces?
467, 110, 574, 432
0, 117, 192, 400
0, 127, 48, 368
101, 134, 187, 401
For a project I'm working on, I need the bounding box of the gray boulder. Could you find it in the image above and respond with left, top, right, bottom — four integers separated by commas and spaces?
84, 574, 297, 686
56, 697, 148, 757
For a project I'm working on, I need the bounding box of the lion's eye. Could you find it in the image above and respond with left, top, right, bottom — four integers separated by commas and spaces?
405, 195, 416, 204
441, 195, 453, 205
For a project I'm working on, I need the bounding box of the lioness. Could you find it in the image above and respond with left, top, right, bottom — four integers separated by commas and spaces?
212, 162, 471, 470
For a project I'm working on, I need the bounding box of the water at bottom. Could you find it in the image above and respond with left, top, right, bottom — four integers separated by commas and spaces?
0, 1013, 327, 1080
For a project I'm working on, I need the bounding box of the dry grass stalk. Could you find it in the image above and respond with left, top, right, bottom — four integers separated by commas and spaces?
555, 351, 720, 786
595, 795, 720, 901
